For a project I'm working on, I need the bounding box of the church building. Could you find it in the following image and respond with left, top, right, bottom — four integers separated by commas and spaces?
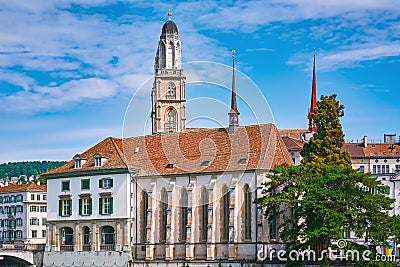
42, 12, 294, 267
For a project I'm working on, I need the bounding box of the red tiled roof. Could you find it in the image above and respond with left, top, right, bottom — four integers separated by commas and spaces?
279, 129, 308, 140
343, 143, 400, 158
282, 136, 304, 151
0, 183, 47, 193
44, 124, 293, 177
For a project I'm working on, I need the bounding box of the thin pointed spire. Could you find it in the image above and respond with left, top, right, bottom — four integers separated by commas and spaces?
230, 49, 239, 114
228, 49, 240, 134
308, 51, 317, 132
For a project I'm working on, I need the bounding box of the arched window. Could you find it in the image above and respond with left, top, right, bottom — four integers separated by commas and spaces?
83, 226, 91, 251
141, 191, 149, 243
221, 186, 230, 241
165, 108, 177, 131
160, 189, 168, 242
180, 189, 188, 241
244, 184, 252, 240
159, 42, 166, 68
200, 187, 209, 242
101, 226, 115, 251
60, 227, 74, 251
167, 82, 176, 99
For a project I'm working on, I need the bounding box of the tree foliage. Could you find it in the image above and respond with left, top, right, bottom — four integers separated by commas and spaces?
257, 94, 399, 265
0, 161, 66, 181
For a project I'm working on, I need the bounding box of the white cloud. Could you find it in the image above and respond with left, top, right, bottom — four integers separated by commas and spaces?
0, 78, 118, 112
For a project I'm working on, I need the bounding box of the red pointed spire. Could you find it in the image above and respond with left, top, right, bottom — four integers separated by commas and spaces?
308, 52, 317, 132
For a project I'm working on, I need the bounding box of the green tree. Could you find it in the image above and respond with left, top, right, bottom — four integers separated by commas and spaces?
257, 94, 398, 266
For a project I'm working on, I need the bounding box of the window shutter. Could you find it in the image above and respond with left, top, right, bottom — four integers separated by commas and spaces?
109, 197, 113, 214
89, 198, 92, 215
79, 199, 82, 215
68, 199, 72, 216
99, 179, 102, 188
110, 179, 113, 188
99, 198, 103, 215
59, 200, 62, 216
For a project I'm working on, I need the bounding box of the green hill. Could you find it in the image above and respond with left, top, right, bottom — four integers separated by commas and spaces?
0, 161, 67, 180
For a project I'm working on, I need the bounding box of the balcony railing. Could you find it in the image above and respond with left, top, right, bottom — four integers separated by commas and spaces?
164, 123, 177, 130
100, 244, 115, 251
82, 245, 91, 251
60, 245, 74, 251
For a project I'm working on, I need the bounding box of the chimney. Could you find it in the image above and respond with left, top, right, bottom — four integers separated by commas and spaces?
363, 135, 368, 148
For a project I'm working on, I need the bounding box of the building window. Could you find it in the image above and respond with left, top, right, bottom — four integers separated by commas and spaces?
101, 226, 115, 250
74, 159, 82, 169
99, 178, 113, 189
99, 196, 113, 215
165, 108, 177, 131
160, 189, 168, 242
30, 206, 37, 212
140, 191, 149, 243
244, 184, 252, 240
59, 199, 72, 217
37, 194, 40, 201
60, 227, 74, 248
181, 189, 189, 242
221, 186, 230, 241
200, 187, 208, 242
386, 165, 390, 173
16, 231, 22, 239
377, 165, 381, 173
40, 206, 47, 212
396, 165, 400, 172
16, 218, 22, 226
30, 218, 40, 225
0, 196, 3, 203
43, 195, 47, 201
359, 166, 365, 173
10, 195, 15, 202
31, 194, 35, 201
62, 181, 70, 191
16, 205, 23, 213
83, 226, 91, 250
79, 198, 92, 216
166, 82, 176, 99
32, 230, 37, 238
95, 157, 102, 167
81, 179, 90, 190
42, 218, 47, 225
42, 230, 46, 238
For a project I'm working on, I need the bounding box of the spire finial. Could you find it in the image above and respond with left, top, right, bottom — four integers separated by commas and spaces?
168, 9, 172, 20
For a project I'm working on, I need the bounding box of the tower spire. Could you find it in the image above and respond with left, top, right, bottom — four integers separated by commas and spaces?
308, 51, 317, 133
228, 49, 240, 134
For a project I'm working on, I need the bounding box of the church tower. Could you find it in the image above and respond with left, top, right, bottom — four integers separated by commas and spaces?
152, 10, 186, 134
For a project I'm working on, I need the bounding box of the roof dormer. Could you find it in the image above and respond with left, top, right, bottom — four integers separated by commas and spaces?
94, 153, 108, 167
73, 154, 87, 169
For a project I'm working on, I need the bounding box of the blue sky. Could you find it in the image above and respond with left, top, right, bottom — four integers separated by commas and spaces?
0, 0, 399, 163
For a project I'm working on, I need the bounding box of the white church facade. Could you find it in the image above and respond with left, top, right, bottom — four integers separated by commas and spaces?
42, 13, 294, 267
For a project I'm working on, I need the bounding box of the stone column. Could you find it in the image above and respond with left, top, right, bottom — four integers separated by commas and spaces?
74, 222, 80, 251
91, 222, 97, 251
146, 190, 155, 260
116, 221, 122, 251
